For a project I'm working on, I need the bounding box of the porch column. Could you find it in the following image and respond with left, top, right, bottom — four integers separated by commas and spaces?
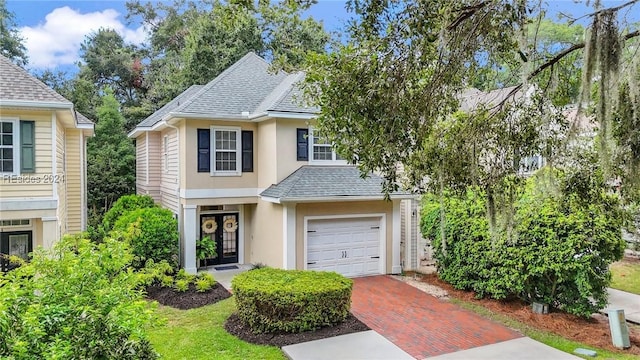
41, 217, 59, 250
183, 205, 197, 274
392, 200, 402, 274
282, 203, 296, 269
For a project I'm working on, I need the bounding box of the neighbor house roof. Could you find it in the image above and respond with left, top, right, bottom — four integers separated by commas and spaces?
0, 55, 72, 105
133, 52, 315, 133
0, 55, 93, 127
459, 85, 521, 112
260, 166, 414, 203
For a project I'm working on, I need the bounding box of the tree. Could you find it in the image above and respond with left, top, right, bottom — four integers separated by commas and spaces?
125, 0, 330, 117
303, 0, 640, 200
87, 90, 136, 226
175, 2, 264, 91
78, 28, 146, 129
302, 0, 638, 309
0, 0, 28, 66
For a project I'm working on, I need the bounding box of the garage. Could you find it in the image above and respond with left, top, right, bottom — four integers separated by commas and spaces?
305, 216, 384, 277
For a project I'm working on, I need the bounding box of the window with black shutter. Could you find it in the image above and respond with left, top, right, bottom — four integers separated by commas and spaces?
197, 129, 210, 172
241, 130, 253, 172
296, 128, 308, 161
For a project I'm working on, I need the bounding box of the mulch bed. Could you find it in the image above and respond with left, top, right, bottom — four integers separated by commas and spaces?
147, 283, 370, 347
146, 283, 231, 310
224, 313, 370, 347
416, 272, 640, 355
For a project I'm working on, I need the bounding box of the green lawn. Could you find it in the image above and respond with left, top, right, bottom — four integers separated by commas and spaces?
147, 298, 285, 360
450, 299, 638, 360
610, 260, 640, 295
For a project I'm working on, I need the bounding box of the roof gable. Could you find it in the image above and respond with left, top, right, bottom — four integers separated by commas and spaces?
134, 52, 316, 131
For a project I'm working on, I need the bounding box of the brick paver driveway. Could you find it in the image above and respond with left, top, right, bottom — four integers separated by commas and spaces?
351, 276, 523, 359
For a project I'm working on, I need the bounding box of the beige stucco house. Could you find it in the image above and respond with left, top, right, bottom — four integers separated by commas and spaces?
0, 55, 94, 259
130, 52, 416, 276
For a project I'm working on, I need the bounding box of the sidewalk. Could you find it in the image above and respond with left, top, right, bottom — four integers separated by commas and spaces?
603, 288, 640, 324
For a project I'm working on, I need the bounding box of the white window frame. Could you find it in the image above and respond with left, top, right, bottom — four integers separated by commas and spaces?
308, 127, 347, 165
210, 126, 241, 176
0, 118, 20, 175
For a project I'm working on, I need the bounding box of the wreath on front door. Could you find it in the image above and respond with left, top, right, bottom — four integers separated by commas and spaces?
223, 218, 238, 233
202, 219, 218, 234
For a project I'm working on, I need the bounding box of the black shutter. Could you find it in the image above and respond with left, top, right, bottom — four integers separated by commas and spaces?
296, 128, 308, 161
197, 129, 210, 172
242, 130, 253, 172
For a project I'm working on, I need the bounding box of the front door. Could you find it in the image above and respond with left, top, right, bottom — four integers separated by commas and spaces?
200, 213, 239, 265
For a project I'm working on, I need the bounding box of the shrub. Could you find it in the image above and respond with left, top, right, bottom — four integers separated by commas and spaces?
232, 268, 353, 333
196, 236, 217, 262
103, 194, 157, 233
114, 207, 179, 269
197, 272, 216, 287
422, 169, 626, 317
195, 278, 213, 292
160, 275, 175, 288
176, 268, 195, 282
174, 279, 190, 292
0, 235, 158, 359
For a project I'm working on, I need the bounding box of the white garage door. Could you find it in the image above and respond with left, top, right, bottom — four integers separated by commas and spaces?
306, 217, 383, 277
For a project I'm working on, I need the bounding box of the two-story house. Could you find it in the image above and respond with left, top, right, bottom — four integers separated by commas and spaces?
0, 55, 94, 260
130, 52, 414, 276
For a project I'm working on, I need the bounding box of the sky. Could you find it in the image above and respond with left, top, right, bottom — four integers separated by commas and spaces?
6, 0, 639, 72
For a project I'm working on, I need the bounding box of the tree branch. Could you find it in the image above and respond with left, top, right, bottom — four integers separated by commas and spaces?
529, 30, 639, 81
448, 2, 488, 30
568, 0, 640, 25
494, 29, 640, 109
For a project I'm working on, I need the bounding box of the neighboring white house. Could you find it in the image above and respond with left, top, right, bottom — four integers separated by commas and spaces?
0, 55, 94, 260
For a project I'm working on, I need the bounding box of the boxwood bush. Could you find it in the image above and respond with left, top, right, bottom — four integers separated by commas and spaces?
232, 268, 353, 333
113, 207, 179, 269
103, 194, 157, 233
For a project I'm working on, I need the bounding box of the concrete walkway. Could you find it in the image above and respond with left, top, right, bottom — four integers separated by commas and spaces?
201, 264, 253, 290
424, 337, 580, 360
604, 288, 640, 324
282, 330, 413, 360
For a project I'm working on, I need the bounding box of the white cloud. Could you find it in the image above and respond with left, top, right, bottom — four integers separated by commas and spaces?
19, 6, 147, 69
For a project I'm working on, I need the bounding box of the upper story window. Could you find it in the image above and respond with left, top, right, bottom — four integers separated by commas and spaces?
213, 127, 241, 176
0, 119, 34, 175
197, 127, 252, 176
0, 120, 16, 173
308, 128, 347, 165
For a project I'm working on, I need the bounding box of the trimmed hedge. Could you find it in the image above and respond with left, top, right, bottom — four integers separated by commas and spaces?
232, 268, 353, 333
113, 207, 179, 269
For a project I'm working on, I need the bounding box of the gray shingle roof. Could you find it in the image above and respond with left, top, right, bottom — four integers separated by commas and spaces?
260, 166, 411, 200
459, 86, 521, 112
75, 111, 93, 124
268, 80, 318, 113
138, 85, 204, 127
0, 55, 71, 104
135, 52, 316, 129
